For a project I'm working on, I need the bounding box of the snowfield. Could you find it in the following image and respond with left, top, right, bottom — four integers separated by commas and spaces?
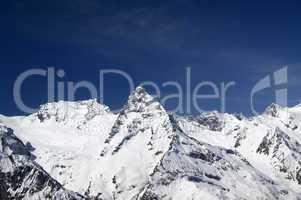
1, 87, 301, 199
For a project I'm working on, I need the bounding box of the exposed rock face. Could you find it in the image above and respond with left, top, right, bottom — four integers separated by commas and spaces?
256, 127, 301, 183
264, 103, 282, 117
183, 112, 225, 132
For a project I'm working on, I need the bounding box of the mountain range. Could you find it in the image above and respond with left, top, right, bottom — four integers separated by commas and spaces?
1, 87, 301, 199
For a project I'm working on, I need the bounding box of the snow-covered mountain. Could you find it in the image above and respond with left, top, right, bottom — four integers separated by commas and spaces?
1, 86, 301, 199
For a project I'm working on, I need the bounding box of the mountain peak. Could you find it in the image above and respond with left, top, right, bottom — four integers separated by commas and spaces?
30, 99, 111, 126
103, 86, 167, 146
133, 86, 147, 94
123, 86, 161, 113
128, 86, 152, 102
264, 103, 282, 117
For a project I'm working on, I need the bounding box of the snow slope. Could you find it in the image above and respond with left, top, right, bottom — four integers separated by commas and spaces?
0, 124, 85, 200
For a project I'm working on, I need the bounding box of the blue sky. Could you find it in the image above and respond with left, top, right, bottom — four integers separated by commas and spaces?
1, 0, 301, 116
